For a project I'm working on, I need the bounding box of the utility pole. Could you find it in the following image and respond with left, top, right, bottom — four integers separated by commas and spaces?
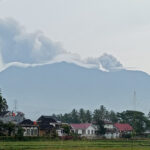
132, 90, 137, 150
133, 90, 137, 111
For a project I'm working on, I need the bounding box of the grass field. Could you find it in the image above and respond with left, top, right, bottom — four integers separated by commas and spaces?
0, 140, 150, 150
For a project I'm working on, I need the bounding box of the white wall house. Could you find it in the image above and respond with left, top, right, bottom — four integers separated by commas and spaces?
22, 126, 38, 136
70, 123, 97, 138
104, 122, 133, 139
104, 121, 118, 139
104, 121, 114, 130
20, 119, 38, 136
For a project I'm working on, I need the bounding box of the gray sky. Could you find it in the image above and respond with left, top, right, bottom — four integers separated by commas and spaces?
0, 0, 150, 73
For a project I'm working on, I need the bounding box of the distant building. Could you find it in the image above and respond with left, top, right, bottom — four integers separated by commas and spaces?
104, 121, 114, 130
0, 111, 25, 124
37, 116, 62, 136
104, 121, 119, 139
20, 119, 38, 136
114, 123, 133, 137
70, 123, 97, 138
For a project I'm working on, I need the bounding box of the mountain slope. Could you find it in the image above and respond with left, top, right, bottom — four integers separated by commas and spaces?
0, 62, 150, 119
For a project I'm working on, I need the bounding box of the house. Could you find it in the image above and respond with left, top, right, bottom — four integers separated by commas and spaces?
104, 121, 119, 139
114, 123, 133, 137
144, 129, 150, 136
70, 123, 97, 138
0, 111, 25, 124
104, 121, 114, 130
37, 116, 62, 136
20, 119, 38, 136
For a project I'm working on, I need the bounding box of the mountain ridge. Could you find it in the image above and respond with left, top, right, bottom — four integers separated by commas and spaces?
0, 62, 149, 119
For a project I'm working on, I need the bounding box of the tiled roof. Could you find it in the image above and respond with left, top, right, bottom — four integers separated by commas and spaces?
37, 116, 57, 123
20, 119, 34, 125
71, 123, 92, 129
114, 123, 133, 132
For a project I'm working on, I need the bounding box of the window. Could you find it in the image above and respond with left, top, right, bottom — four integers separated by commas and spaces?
82, 130, 85, 134
27, 129, 30, 136
88, 130, 90, 134
34, 129, 38, 136
75, 129, 78, 134
31, 129, 34, 136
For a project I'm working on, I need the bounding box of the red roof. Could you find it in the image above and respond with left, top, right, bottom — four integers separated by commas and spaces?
114, 123, 133, 132
71, 123, 92, 129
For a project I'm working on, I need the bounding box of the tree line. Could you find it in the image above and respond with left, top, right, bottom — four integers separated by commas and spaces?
1, 90, 150, 136
52, 105, 150, 135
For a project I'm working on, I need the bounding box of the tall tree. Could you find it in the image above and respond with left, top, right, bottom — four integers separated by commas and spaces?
93, 105, 107, 135
108, 111, 118, 123
148, 112, 150, 120
85, 110, 92, 123
0, 91, 8, 114
79, 108, 86, 123
117, 110, 148, 134
71, 109, 80, 123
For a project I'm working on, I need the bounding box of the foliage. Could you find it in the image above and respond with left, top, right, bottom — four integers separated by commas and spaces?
0, 91, 8, 114
4, 122, 15, 136
50, 128, 58, 139
61, 124, 71, 135
0, 121, 16, 136
122, 133, 132, 139
15, 126, 24, 139
117, 110, 149, 134
53, 105, 117, 124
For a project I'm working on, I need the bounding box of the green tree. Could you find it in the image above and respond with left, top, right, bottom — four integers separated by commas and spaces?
16, 126, 24, 138
85, 110, 92, 123
93, 106, 107, 135
0, 91, 8, 114
61, 124, 70, 135
5, 122, 15, 136
71, 109, 80, 123
108, 111, 118, 123
117, 110, 148, 134
148, 112, 150, 120
96, 119, 106, 135
0, 121, 5, 136
79, 108, 86, 123
93, 105, 107, 121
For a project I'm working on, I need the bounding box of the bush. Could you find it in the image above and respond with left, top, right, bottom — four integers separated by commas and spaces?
122, 133, 132, 139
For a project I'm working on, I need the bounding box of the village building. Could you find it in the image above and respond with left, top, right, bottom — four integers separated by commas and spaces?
70, 123, 97, 138
37, 116, 63, 136
20, 119, 38, 136
114, 123, 133, 137
0, 111, 25, 124
104, 121, 119, 139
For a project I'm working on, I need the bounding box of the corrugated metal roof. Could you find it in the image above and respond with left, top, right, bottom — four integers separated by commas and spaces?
114, 123, 133, 132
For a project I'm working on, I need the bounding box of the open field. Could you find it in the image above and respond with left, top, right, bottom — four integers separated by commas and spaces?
0, 140, 150, 150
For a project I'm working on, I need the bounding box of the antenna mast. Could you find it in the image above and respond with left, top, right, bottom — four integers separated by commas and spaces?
14, 99, 18, 113
133, 90, 136, 111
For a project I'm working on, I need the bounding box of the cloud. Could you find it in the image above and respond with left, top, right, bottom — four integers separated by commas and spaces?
0, 18, 124, 72
99, 53, 123, 71
0, 18, 65, 65
85, 53, 123, 71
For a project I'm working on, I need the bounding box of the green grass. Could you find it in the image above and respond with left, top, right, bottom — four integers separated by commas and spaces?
0, 140, 150, 150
